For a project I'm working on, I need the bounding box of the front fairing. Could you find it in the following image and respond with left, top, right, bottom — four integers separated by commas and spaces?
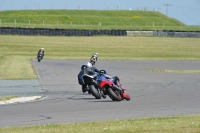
97, 76, 114, 88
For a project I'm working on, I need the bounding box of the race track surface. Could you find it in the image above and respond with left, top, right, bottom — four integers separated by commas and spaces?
0, 59, 200, 128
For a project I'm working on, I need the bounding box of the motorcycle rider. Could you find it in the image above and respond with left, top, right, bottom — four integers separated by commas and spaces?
99, 70, 121, 87
37, 48, 44, 59
79, 53, 100, 93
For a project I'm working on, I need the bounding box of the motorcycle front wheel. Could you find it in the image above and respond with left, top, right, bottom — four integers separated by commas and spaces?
38, 57, 41, 62
107, 87, 122, 101
88, 85, 101, 99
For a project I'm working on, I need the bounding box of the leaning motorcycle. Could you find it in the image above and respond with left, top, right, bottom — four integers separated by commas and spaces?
78, 66, 102, 99
37, 54, 43, 62
97, 71, 131, 101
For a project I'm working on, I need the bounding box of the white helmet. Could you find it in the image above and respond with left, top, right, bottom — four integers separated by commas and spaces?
90, 53, 98, 65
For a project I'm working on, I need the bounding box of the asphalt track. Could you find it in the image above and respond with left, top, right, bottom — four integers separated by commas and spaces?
0, 59, 200, 128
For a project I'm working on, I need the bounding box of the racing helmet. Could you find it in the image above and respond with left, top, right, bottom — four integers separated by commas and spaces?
99, 70, 106, 75
90, 53, 98, 65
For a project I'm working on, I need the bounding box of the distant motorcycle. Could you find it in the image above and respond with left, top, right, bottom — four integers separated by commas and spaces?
78, 66, 102, 99
97, 70, 131, 101
37, 54, 43, 62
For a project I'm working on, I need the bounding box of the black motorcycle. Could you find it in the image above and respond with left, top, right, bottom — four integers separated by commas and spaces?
38, 54, 42, 62
78, 66, 102, 99
37, 51, 44, 62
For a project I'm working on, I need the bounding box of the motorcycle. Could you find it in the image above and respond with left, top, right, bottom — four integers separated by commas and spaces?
78, 66, 102, 99
97, 70, 131, 101
37, 54, 43, 62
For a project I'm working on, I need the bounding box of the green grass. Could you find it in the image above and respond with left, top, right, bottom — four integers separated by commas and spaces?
1, 115, 200, 132
1, 10, 199, 31
0, 55, 37, 79
0, 35, 200, 59
0, 35, 200, 79
0, 95, 18, 101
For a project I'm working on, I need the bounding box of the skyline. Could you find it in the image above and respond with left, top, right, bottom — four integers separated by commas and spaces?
0, 0, 200, 25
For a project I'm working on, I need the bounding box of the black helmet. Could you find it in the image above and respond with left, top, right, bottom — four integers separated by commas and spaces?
90, 53, 98, 65
81, 65, 87, 70
99, 70, 106, 75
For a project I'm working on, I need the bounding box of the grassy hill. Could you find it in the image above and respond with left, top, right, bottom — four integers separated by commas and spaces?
0, 10, 199, 31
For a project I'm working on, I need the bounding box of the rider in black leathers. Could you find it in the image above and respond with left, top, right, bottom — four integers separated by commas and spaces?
37, 48, 44, 59
78, 53, 100, 93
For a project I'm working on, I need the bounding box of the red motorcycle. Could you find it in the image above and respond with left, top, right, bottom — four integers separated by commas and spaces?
97, 70, 130, 101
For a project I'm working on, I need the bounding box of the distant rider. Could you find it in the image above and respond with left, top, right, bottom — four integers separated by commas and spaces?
37, 48, 44, 59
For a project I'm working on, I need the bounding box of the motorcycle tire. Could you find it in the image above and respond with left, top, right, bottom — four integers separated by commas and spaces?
107, 87, 122, 101
126, 94, 131, 101
100, 91, 106, 99
88, 85, 101, 99
38, 57, 41, 62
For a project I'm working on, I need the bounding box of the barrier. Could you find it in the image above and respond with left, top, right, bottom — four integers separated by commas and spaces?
0, 27, 199, 37
0, 27, 127, 36
153, 30, 200, 38
127, 31, 153, 36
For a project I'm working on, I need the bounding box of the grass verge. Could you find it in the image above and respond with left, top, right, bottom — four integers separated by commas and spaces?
0, 35, 200, 60
0, 55, 37, 80
0, 95, 18, 101
1, 115, 200, 133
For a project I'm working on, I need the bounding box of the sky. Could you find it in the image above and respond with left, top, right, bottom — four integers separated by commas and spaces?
0, 0, 199, 25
